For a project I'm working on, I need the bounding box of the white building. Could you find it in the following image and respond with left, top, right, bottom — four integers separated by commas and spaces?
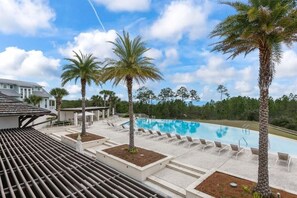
0, 92, 53, 129
0, 78, 55, 110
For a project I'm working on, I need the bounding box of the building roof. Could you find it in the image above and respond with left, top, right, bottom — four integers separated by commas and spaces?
0, 92, 51, 117
0, 127, 165, 198
33, 89, 52, 98
0, 89, 21, 97
0, 78, 41, 87
61, 107, 109, 111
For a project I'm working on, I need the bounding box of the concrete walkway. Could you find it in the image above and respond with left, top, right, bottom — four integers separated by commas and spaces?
40, 119, 297, 196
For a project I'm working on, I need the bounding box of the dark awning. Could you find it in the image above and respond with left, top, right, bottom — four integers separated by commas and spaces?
0, 128, 165, 198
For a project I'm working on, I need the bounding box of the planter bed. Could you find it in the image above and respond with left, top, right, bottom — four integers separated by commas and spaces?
186, 169, 297, 198
61, 132, 108, 149
96, 144, 173, 181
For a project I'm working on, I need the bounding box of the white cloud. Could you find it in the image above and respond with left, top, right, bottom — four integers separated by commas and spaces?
144, 48, 162, 60
234, 66, 256, 94
171, 73, 196, 84
196, 56, 235, 84
160, 48, 179, 68
94, 0, 151, 12
171, 56, 235, 84
235, 81, 253, 93
270, 80, 297, 98
38, 81, 49, 87
148, 0, 211, 42
275, 50, 297, 78
0, 0, 55, 35
0, 47, 60, 79
59, 29, 117, 60
64, 84, 81, 94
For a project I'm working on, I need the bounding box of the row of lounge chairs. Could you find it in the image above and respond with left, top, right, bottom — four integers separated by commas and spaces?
137, 128, 293, 171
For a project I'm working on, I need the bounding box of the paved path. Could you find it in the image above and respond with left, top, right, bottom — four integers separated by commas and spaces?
40, 118, 297, 195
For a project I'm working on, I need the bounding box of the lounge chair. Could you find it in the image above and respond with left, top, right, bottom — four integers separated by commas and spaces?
137, 128, 147, 135
154, 131, 167, 140
175, 134, 187, 145
276, 152, 292, 171
166, 133, 176, 143
214, 141, 229, 155
250, 147, 259, 158
230, 144, 244, 159
199, 138, 213, 151
186, 136, 200, 148
147, 130, 159, 138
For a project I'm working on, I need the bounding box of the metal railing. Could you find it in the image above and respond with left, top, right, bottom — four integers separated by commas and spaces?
239, 137, 248, 147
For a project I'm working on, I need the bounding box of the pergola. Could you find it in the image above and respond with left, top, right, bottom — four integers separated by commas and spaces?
0, 128, 165, 197
61, 107, 113, 126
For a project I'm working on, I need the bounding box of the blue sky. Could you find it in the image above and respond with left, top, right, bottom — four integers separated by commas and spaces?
0, 0, 296, 102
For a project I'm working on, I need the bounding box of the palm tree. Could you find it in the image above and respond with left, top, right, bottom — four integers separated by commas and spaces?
24, 95, 43, 106
61, 51, 102, 136
99, 90, 114, 107
50, 88, 69, 121
210, 1, 297, 196
103, 31, 163, 152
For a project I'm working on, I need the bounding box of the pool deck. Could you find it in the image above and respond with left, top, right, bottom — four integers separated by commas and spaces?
40, 118, 297, 197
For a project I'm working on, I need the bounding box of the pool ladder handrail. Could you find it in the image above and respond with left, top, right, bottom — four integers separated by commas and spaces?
242, 124, 250, 135
239, 137, 248, 147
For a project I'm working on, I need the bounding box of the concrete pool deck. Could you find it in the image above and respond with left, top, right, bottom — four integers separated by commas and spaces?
40, 118, 297, 197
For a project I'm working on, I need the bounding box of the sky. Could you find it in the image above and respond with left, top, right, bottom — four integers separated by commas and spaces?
0, 0, 296, 102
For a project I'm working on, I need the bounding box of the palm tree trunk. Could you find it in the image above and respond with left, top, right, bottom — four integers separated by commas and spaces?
81, 80, 86, 136
127, 77, 135, 150
57, 97, 61, 122
254, 46, 272, 197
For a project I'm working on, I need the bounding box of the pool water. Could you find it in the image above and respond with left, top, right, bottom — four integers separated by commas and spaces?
134, 118, 297, 156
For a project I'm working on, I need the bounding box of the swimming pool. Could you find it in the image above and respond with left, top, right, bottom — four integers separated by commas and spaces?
134, 118, 297, 156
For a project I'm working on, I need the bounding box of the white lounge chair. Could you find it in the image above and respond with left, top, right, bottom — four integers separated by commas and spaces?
166, 133, 176, 143
230, 144, 244, 159
175, 134, 187, 145
276, 152, 292, 171
186, 136, 200, 148
155, 131, 167, 140
199, 138, 213, 151
214, 141, 229, 155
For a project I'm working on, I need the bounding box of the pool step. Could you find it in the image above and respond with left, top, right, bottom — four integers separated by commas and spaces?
48, 134, 61, 142
84, 149, 96, 159
169, 160, 207, 175
104, 140, 119, 147
166, 163, 202, 178
66, 128, 80, 133
147, 175, 186, 197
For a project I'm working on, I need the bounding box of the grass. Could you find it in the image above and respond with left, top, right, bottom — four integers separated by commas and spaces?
189, 119, 297, 141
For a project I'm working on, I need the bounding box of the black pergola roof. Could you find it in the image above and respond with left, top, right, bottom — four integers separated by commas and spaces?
0, 128, 165, 198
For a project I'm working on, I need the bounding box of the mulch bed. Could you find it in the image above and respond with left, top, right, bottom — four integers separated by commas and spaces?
196, 171, 297, 198
103, 144, 167, 167
66, 133, 104, 142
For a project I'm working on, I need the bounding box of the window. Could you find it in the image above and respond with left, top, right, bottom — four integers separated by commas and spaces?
3, 84, 6, 89
50, 100, 55, 107
45, 99, 48, 108
10, 85, 13, 89
24, 88, 27, 98
20, 88, 23, 99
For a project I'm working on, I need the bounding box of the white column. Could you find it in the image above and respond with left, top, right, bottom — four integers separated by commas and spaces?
74, 112, 78, 126
102, 110, 105, 119
97, 110, 100, 121
91, 111, 94, 122
112, 108, 115, 115
107, 109, 110, 118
